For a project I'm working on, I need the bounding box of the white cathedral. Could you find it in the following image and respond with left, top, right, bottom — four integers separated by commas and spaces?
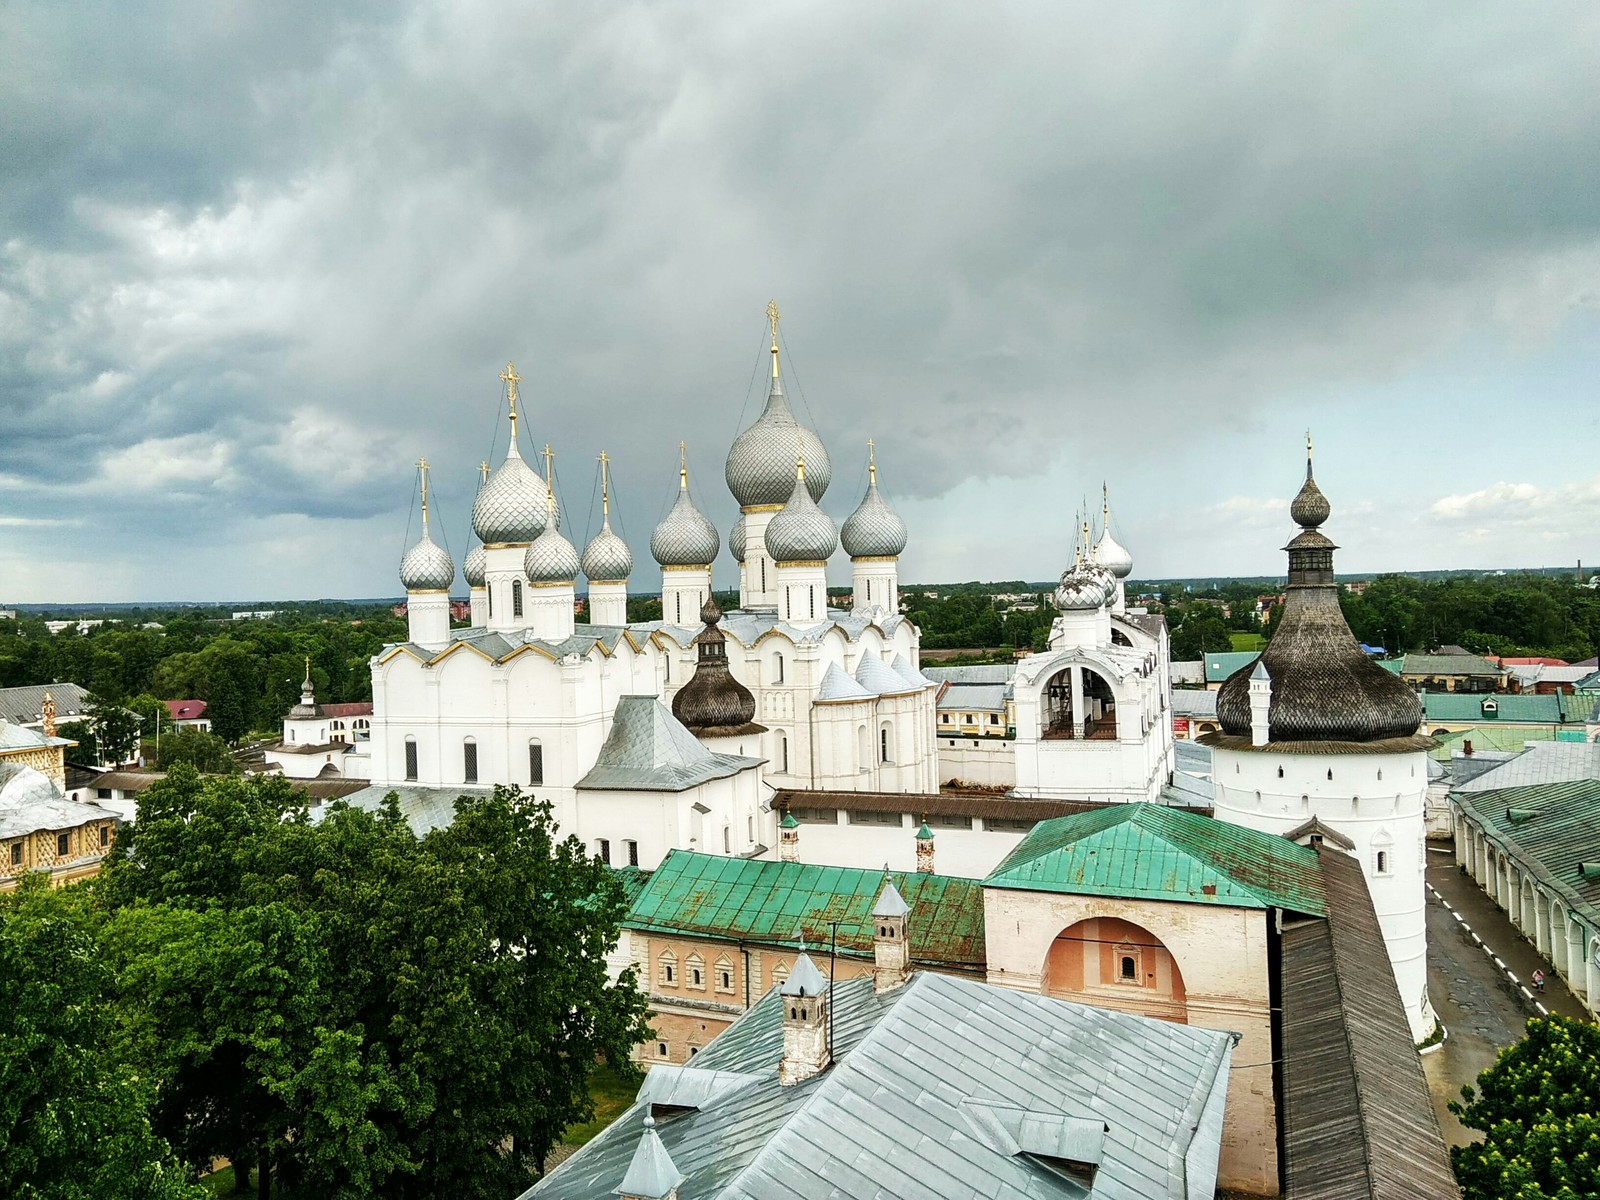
343, 310, 940, 869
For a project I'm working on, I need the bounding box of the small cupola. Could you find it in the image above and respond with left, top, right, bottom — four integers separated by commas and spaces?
1248, 659, 1272, 747
778, 951, 830, 1085
915, 818, 935, 874
779, 810, 800, 863
872, 873, 912, 993
615, 1114, 685, 1200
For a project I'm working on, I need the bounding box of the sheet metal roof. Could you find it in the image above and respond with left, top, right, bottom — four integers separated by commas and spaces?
1170, 689, 1218, 719
525, 971, 1233, 1200
624, 850, 987, 971
1398, 653, 1504, 677
330, 784, 494, 834
921, 663, 1019, 685
1453, 779, 1600, 929
1279, 849, 1458, 1199
1421, 691, 1578, 725
985, 804, 1326, 916
936, 682, 1010, 712
1203, 651, 1259, 683
0, 682, 91, 726
576, 697, 762, 792
1451, 741, 1600, 793
770, 788, 1156, 824
1425, 725, 1542, 759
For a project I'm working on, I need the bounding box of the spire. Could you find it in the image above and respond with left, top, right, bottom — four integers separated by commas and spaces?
479, 459, 490, 485
767, 298, 781, 380
501, 361, 522, 444
1306, 428, 1314, 479
679, 441, 688, 490
418, 457, 432, 531
300, 656, 314, 707
868, 437, 877, 486
543, 444, 558, 524
600, 450, 613, 524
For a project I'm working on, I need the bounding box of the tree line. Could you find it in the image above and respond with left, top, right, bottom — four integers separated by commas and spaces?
0, 771, 647, 1200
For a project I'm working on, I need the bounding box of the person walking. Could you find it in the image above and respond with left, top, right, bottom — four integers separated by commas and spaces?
1532, 968, 1546, 993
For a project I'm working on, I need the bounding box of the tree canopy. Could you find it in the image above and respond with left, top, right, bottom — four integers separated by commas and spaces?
1451, 1015, 1600, 1200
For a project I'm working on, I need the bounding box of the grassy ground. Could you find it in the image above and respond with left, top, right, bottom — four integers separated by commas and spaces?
561, 1064, 640, 1148
1229, 632, 1267, 651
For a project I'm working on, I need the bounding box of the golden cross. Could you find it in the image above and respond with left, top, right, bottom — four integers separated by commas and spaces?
679, 440, 688, 488
479, 460, 490, 483
767, 299, 781, 378
599, 450, 611, 518
502, 362, 521, 437
867, 437, 876, 485
418, 458, 430, 525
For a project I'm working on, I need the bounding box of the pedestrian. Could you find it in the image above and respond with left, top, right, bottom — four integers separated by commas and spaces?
1532, 968, 1546, 993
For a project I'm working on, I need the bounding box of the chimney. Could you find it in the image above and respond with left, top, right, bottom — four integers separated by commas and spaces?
615, 1115, 685, 1200
872, 874, 912, 993
778, 952, 830, 1085
41, 691, 57, 739
779, 810, 800, 863
1463, 739, 1474, 757
1248, 660, 1272, 747
915, 818, 935, 874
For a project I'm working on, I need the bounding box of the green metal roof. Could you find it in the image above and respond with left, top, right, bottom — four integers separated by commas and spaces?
1453, 780, 1600, 929
624, 851, 986, 969
1420, 691, 1578, 725
1427, 724, 1547, 759
984, 804, 1327, 916
1204, 650, 1260, 683
610, 865, 652, 906
1398, 653, 1504, 677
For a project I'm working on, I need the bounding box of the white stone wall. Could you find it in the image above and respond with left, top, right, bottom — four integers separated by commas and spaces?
934, 738, 1016, 789
774, 810, 1028, 879
1211, 745, 1435, 1040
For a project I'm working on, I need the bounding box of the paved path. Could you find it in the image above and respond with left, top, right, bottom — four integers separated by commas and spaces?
1421, 846, 1589, 1146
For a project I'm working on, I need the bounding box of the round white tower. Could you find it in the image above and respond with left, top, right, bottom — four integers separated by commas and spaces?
1206, 439, 1435, 1041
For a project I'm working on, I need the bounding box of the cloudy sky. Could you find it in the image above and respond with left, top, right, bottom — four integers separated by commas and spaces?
3, 3, 1599, 603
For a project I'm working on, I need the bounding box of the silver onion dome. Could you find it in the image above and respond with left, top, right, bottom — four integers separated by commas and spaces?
651, 468, 721, 567
400, 530, 457, 591
840, 464, 907, 559
725, 372, 831, 508
1094, 528, 1134, 579
471, 442, 549, 545
464, 544, 487, 588
582, 520, 633, 582
1053, 563, 1109, 612
729, 513, 747, 563
765, 465, 838, 563
525, 522, 580, 583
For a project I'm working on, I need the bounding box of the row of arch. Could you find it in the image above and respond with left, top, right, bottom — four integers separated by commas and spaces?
1455, 816, 1600, 1017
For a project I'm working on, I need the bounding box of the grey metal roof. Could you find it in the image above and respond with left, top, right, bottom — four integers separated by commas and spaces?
1452, 741, 1600, 793
525, 971, 1233, 1200
0, 682, 91, 727
580, 518, 633, 583
763, 468, 838, 564
651, 474, 721, 567
872, 878, 910, 917
576, 697, 761, 792
936, 682, 1009, 712
1170, 690, 1217, 720
1279, 849, 1457, 1199
1448, 750, 1517, 786
816, 663, 873, 702
464, 542, 487, 587
1172, 739, 1212, 776
0, 765, 120, 838
854, 653, 916, 696
921, 663, 1018, 685
889, 654, 933, 689
525, 522, 581, 583
328, 784, 494, 835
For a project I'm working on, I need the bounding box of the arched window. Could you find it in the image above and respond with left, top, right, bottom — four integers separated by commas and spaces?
777, 732, 789, 773
722, 825, 730, 854
1119, 954, 1137, 982
528, 739, 544, 786
462, 737, 478, 784
880, 724, 893, 764
715, 957, 734, 993
687, 952, 705, 989
773, 652, 785, 684
512, 578, 523, 619
858, 725, 870, 772
404, 736, 418, 781
658, 950, 677, 986
664, 655, 671, 684
1277, 766, 1284, 778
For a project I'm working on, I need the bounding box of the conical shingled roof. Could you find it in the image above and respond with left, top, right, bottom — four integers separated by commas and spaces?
1215, 457, 1423, 746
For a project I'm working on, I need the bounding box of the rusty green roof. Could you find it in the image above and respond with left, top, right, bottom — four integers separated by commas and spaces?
984, 804, 1327, 916
1453, 779, 1600, 929
623, 851, 986, 970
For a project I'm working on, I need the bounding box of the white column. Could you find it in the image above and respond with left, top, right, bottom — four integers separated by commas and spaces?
741, 510, 779, 611
484, 545, 530, 633
775, 562, 828, 628
661, 565, 711, 628
589, 580, 628, 626
851, 557, 899, 616
528, 582, 576, 641
468, 586, 487, 628
407, 590, 450, 650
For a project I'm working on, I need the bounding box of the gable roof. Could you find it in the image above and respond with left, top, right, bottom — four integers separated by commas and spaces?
624, 850, 987, 970
985, 804, 1327, 916
1452, 779, 1600, 929
1203, 651, 1259, 683
1399, 652, 1504, 677
1421, 691, 1578, 725
1451, 741, 1600, 793
576, 697, 762, 792
1279, 849, 1458, 1199
0, 682, 91, 727
163, 699, 208, 721
525, 971, 1234, 1200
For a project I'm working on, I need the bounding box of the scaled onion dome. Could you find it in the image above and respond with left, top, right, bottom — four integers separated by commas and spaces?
524, 485, 580, 583
725, 320, 831, 508
400, 530, 456, 591
463, 543, 487, 588
729, 513, 747, 563
764, 459, 838, 563
651, 460, 721, 567
671, 597, 762, 736
1053, 562, 1110, 612
472, 439, 549, 545
1215, 450, 1423, 745
581, 520, 632, 583
840, 451, 908, 559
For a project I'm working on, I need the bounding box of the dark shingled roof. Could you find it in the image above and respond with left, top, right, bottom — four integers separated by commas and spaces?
671, 597, 764, 737
1217, 460, 1423, 745
1280, 849, 1456, 1199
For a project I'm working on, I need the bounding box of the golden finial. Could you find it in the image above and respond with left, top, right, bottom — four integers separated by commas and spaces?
1102, 481, 1110, 523
544, 444, 556, 515
1084, 518, 1094, 563
796, 430, 806, 481
767, 299, 781, 379
679, 441, 689, 489
418, 457, 431, 528
599, 450, 612, 520
304, 655, 312, 684
501, 362, 521, 439
1305, 429, 1314, 480
479, 459, 490, 484
868, 438, 877, 487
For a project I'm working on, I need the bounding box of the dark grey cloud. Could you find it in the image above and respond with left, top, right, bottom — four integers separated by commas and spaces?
2, 2, 1599, 599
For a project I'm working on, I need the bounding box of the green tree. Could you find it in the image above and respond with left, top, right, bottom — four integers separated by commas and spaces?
1450, 1016, 1600, 1200
156, 728, 241, 774
102, 769, 648, 1199
0, 879, 206, 1200
85, 692, 141, 766
1170, 610, 1232, 661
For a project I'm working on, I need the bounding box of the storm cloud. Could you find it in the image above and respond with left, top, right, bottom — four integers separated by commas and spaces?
3, 2, 1599, 600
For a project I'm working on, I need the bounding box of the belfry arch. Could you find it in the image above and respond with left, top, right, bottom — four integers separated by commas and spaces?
1041, 664, 1118, 740
1042, 915, 1187, 1024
